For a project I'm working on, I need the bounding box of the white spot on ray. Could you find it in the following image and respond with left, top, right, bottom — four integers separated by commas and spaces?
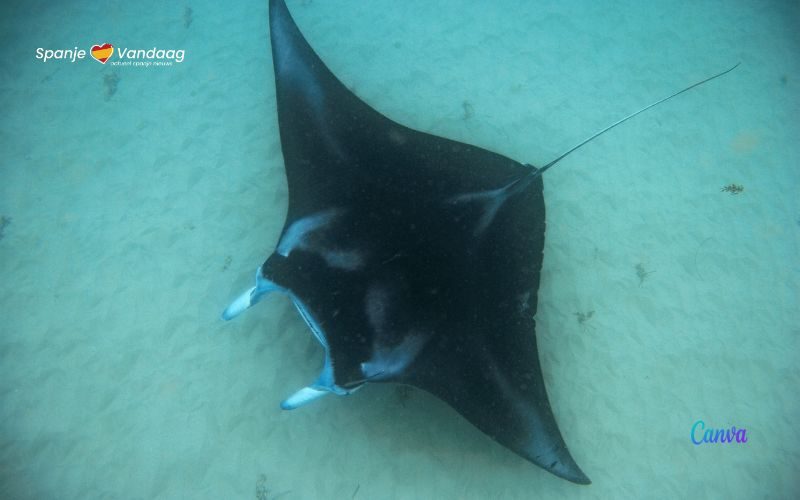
277, 208, 366, 271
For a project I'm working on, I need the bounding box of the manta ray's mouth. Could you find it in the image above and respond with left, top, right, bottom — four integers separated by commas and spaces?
221, 265, 355, 409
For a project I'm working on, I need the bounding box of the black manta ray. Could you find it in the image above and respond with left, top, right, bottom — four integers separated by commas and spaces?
223, 0, 736, 484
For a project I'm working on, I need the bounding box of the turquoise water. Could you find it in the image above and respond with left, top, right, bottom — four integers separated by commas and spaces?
1, 0, 798, 498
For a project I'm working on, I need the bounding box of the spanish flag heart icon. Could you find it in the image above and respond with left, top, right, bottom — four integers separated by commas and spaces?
90, 43, 114, 64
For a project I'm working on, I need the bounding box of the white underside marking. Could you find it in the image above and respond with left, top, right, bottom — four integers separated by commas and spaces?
448, 185, 511, 236
276, 209, 365, 271
361, 332, 428, 381
277, 208, 342, 257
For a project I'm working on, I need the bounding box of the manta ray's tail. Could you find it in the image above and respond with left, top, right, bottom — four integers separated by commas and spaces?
506, 62, 740, 197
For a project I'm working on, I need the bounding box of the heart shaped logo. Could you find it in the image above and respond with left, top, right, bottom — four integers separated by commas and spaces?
90, 43, 114, 64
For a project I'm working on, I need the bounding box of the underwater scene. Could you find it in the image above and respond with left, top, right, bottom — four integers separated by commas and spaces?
1, 0, 798, 498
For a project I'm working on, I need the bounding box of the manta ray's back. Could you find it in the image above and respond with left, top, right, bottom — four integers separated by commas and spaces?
222, 0, 590, 484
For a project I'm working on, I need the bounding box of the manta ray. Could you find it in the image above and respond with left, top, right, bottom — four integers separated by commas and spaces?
223, 0, 736, 484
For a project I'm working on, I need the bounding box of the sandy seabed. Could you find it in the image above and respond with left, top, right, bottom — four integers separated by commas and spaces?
1, 0, 798, 498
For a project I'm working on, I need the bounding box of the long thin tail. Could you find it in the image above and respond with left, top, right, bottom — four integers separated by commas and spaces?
509, 62, 740, 193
